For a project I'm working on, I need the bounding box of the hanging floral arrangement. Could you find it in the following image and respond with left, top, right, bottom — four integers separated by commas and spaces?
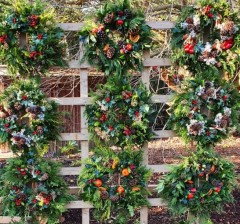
171, 0, 240, 78
169, 78, 240, 147
0, 0, 66, 76
79, 0, 151, 75
0, 153, 73, 223
157, 149, 236, 223
85, 75, 153, 148
0, 79, 61, 153
78, 147, 151, 223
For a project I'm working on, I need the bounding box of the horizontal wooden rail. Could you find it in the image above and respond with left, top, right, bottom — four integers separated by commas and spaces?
58, 21, 175, 31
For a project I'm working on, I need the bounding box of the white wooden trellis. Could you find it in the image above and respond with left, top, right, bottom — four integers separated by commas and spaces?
0, 21, 176, 224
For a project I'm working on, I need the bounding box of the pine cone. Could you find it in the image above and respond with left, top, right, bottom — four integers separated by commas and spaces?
100, 191, 109, 200
40, 173, 49, 181
37, 126, 43, 134
14, 102, 22, 110
220, 115, 229, 128
190, 123, 203, 135
104, 12, 114, 24
194, 24, 201, 33
109, 194, 119, 202
106, 47, 115, 59
204, 81, 212, 89
200, 93, 208, 100
129, 178, 138, 187
187, 24, 194, 31
221, 20, 235, 37
118, 40, 126, 49
205, 88, 215, 97
97, 30, 107, 42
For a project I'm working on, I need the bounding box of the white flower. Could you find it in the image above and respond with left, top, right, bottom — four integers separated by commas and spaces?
196, 85, 205, 96
214, 113, 223, 125
97, 101, 107, 111
190, 30, 197, 38
180, 22, 188, 29
204, 57, 217, 65
204, 42, 212, 52
223, 107, 231, 117
193, 15, 200, 26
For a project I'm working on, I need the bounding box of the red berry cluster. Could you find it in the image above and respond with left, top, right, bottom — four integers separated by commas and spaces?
0, 35, 7, 44
28, 14, 39, 27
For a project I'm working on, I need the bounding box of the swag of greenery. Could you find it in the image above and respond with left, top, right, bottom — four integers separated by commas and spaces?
78, 147, 151, 223
0, 0, 66, 76
169, 78, 240, 147
85, 75, 153, 148
171, 0, 240, 78
0, 79, 61, 153
79, 0, 151, 75
0, 153, 73, 224
157, 149, 236, 222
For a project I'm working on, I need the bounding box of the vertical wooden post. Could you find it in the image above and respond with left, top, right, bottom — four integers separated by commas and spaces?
80, 39, 90, 224
140, 50, 151, 224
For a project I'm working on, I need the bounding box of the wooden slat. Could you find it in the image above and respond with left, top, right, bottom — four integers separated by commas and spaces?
151, 94, 172, 104
58, 21, 175, 31
68, 58, 172, 69
60, 167, 81, 175
147, 164, 173, 173
60, 133, 88, 141
49, 97, 91, 105
153, 130, 176, 138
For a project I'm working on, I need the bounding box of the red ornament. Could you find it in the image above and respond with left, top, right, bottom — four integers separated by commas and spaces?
105, 97, 111, 103
192, 100, 198, 105
126, 43, 133, 51
37, 34, 43, 40
116, 20, 124, 26
15, 199, 22, 206
222, 38, 234, 50
214, 186, 221, 193
22, 95, 28, 100
29, 51, 37, 59
184, 43, 195, 54
94, 179, 103, 187
187, 193, 194, 199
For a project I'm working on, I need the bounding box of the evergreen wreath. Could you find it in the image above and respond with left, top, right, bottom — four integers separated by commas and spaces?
0, 79, 61, 153
169, 78, 240, 147
85, 75, 153, 148
78, 147, 151, 223
157, 149, 236, 222
171, 0, 240, 77
0, 153, 73, 224
79, 0, 151, 75
0, 0, 66, 76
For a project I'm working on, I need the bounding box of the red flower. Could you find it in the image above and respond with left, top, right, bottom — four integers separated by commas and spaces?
222, 95, 228, 101
100, 113, 107, 122
129, 164, 136, 170
192, 100, 198, 105
4, 123, 10, 128
105, 97, 111, 103
0, 35, 7, 44
109, 126, 113, 131
187, 193, 194, 199
135, 111, 140, 117
31, 15, 38, 20
22, 95, 28, 100
123, 127, 132, 136
15, 199, 22, 206
43, 198, 50, 205
214, 186, 221, 193
36, 170, 41, 175
221, 38, 234, 50
37, 34, 43, 40
184, 43, 195, 54
20, 170, 27, 176
29, 51, 37, 59
32, 199, 37, 204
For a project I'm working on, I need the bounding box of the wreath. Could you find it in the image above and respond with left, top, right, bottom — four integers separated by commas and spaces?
157, 149, 236, 222
85, 75, 153, 148
171, 0, 240, 77
80, 0, 151, 75
0, 79, 61, 153
78, 147, 151, 223
0, 153, 73, 223
169, 79, 240, 146
0, 0, 66, 76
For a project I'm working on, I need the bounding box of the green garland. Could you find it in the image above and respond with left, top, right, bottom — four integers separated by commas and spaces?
80, 0, 151, 75
169, 78, 240, 147
0, 153, 73, 223
0, 79, 61, 154
0, 0, 66, 76
157, 149, 236, 222
85, 75, 153, 148
171, 0, 240, 78
78, 147, 151, 223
